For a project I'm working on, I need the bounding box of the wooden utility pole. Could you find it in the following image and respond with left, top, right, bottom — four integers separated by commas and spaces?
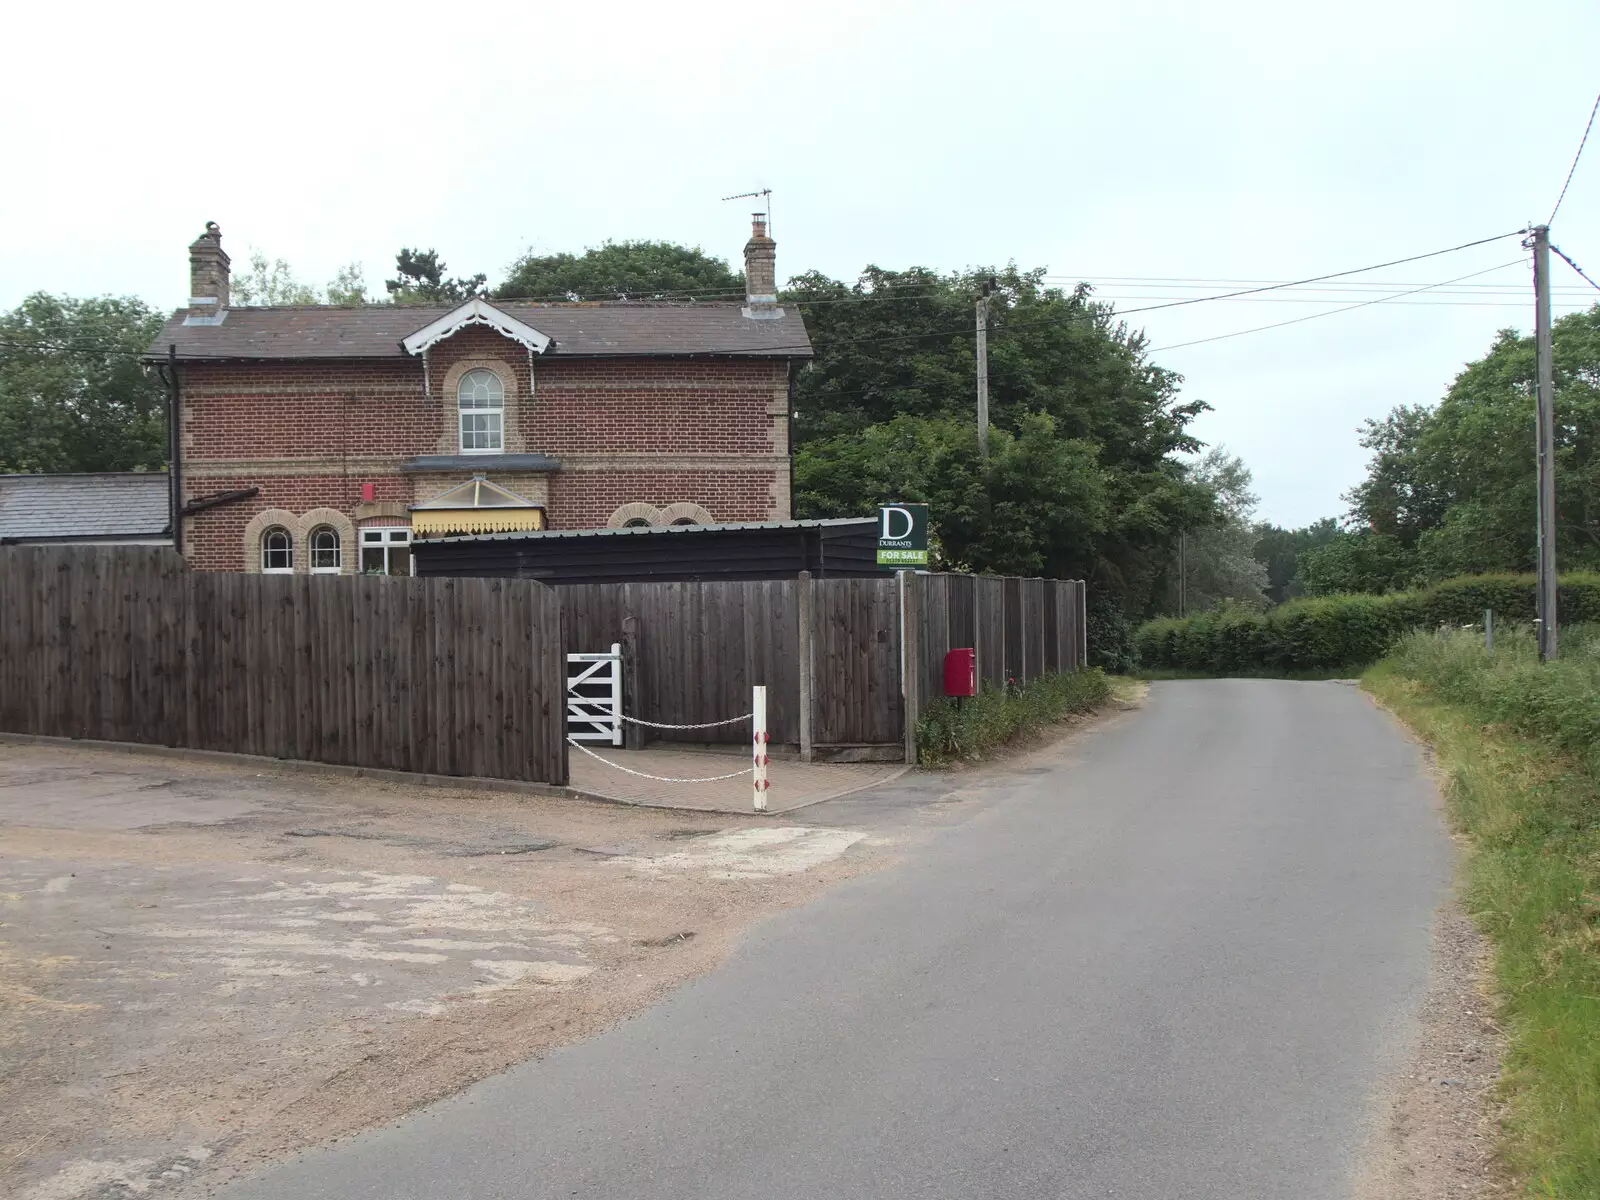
1178, 532, 1187, 618
976, 279, 994, 458
1532, 225, 1559, 661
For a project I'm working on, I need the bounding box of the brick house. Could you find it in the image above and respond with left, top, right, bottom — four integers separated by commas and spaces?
144, 217, 811, 574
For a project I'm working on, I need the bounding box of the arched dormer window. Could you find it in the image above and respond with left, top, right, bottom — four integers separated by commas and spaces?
457, 369, 504, 452
261, 526, 293, 573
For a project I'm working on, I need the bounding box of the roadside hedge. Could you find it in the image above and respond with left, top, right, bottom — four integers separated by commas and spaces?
915, 669, 1111, 765
1134, 573, 1600, 673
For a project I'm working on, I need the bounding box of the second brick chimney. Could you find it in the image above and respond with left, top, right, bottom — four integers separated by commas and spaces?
188, 221, 230, 313
743, 213, 781, 319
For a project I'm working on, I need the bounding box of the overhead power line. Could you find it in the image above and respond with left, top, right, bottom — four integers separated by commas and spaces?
1550, 243, 1600, 293
1550, 87, 1600, 225
0, 229, 1538, 359
1146, 258, 1529, 353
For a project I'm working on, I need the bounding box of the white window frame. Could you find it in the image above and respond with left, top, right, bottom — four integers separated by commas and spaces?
309, 526, 342, 574
457, 368, 504, 454
261, 526, 293, 574
360, 526, 414, 576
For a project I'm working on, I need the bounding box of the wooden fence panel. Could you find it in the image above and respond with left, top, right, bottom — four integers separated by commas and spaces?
917, 573, 950, 705
812, 576, 900, 746
557, 580, 802, 746
1043, 581, 1060, 675
974, 576, 1006, 691
1021, 578, 1046, 682
0, 548, 567, 785
1002, 577, 1023, 685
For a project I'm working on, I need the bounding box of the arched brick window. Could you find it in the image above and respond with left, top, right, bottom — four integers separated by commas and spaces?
261, 527, 293, 573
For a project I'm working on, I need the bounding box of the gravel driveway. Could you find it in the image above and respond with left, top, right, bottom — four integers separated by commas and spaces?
0, 740, 880, 1200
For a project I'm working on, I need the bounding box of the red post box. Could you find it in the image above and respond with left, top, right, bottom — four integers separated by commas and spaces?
943, 647, 977, 697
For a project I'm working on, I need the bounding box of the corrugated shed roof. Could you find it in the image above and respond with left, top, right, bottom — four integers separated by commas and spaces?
145, 301, 813, 361
427, 517, 876, 544
0, 473, 171, 540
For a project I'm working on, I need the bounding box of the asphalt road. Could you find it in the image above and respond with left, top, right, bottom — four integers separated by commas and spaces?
218, 679, 1450, 1200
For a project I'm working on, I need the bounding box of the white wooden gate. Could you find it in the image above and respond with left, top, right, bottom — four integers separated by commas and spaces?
567, 642, 623, 745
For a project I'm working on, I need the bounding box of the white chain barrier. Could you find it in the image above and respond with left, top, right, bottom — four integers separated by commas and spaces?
566, 738, 754, 783
619, 713, 751, 730
568, 686, 772, 813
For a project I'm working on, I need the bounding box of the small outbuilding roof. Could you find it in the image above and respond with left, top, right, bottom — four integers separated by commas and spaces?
0, 473, 171, 542
427, 517, 876, 544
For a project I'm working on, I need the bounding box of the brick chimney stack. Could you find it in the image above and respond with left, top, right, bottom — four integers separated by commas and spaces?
742, 213, 781, 319
188, 221, 230, 312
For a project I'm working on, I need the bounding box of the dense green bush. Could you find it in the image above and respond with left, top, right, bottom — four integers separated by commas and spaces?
1135, 593, 1417, 672
1388, 623, 1600, 779
916, 669, 1111, 765
1421, 571, 1600, 627
1135, 573, 1600, 673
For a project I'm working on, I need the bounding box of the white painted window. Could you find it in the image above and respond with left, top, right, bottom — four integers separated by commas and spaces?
457, 368, 504, 453
261, 526, 293, 573
360, 526, 412, 575
309, 526, 341, 573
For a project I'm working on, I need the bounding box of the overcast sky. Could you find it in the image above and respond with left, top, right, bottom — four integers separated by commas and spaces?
3, 0, 1597, 527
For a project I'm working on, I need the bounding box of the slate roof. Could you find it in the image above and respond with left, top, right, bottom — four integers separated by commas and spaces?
0, 473, 171, 541
145, 301, 813, 362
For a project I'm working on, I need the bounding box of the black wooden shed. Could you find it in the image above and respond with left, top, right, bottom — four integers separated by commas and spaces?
411, 517, 884, 584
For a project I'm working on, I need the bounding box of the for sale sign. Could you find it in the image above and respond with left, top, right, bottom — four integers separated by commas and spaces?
876, 503, 929, 567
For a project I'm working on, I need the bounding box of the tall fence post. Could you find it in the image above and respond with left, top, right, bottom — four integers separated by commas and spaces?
797, 570, 814, 764
900, 570, 922, 766
752, 684, 769, 812
621, 614, 644, 751
1078, 580, 1088, 668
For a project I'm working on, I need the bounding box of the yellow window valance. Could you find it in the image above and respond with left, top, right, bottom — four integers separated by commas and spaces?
411, 508, 546, 536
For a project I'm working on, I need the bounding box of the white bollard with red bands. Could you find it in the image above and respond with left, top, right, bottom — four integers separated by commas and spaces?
752, 685, 769, 812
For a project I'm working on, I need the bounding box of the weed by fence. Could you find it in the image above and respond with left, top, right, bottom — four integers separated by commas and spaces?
915, 669, 1110, 766
1370, 626, 1600, 1193
1136, 572, 1600, 674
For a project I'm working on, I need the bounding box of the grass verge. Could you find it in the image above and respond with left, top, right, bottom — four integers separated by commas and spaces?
1366, 627, 1600, 1197
915, 668, 1112, 767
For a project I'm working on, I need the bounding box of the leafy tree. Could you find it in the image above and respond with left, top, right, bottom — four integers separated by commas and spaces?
1161, 447, 1270, 612
1343, 404, 1442, 549
1252, 517, 1338, 604
1297, 530, 1418, 595
0, 293, 167, 473
498, 241, 743, 301
230, 249, 320, 306
789, 264, 1215, 627
386, 249, 487, 304
795, 413, 1108, 577
1337, 304, 1600, 581
326, 262, 370, 305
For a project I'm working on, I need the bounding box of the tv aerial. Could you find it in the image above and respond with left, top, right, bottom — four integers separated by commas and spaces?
722, 188, 773, 235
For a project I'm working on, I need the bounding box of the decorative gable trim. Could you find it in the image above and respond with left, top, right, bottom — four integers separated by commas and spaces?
409, 473, 546, 536
400, 298, 553, 357
411, 475, 538, 511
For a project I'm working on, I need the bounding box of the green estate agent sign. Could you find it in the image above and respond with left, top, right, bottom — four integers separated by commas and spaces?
877, 503, 929, 567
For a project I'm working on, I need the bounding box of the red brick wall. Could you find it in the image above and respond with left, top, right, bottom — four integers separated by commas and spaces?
548, 470, 785, 531
182, 362, 434, 459
185, 474, 409, 571
178, 323, 794, 570
183, 330, 787, 462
